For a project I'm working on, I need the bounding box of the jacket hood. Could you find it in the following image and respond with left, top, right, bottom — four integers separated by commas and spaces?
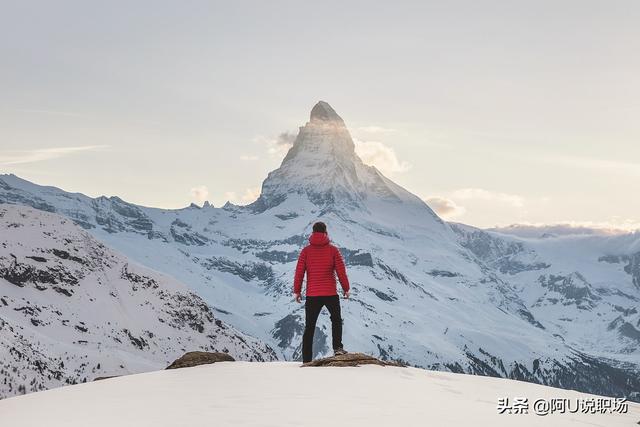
309, 232, 330, 246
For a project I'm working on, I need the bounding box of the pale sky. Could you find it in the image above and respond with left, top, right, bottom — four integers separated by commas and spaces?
1, 1, 639, 230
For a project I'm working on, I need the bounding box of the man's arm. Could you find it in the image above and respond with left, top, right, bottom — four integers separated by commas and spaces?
293, 248, 307, 298
334, 247, 350, 296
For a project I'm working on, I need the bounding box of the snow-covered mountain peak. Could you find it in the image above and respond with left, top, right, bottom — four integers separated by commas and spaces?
252, 102, 442, 227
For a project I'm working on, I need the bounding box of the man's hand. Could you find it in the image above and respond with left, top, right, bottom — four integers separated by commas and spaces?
294, 293, 302, 303
343, 290, 350, 299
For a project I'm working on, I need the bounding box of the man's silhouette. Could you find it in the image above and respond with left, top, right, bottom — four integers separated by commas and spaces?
293, 221, 350, 363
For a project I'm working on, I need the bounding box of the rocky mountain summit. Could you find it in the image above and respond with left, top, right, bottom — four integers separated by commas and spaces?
251, 101, 439, 222
309, 100, 344, 123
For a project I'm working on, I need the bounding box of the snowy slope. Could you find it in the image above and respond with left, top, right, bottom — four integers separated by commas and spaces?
0, 204, 276, 398
451, 224, 640, 366
0, 362, 638, 427
0, 101, 639, 401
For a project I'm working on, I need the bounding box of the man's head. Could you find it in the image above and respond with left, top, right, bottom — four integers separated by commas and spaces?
312, 221, 327, 234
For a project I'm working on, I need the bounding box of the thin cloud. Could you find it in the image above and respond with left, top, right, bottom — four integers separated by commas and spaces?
14, 109, 87, 118
425, 197, 466, 219
225, 187, 261, 205
190, 185, 209, 204
357, 125, 397, 134
451, 188, 525, 208
254, 132, 296, 158
276, 132, 296, 146
0, 145, 109, 165
354, 139, 411, 176
490, 220, 640, 236
240, 155, 259, 161
546, 156, 640, 178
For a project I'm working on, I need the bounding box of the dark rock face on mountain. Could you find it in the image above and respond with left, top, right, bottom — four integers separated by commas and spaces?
624, 252, 640, 290
93, 376, 119, 381
310, 100, 344, 123
302, 352, 405, 367
166, 351, 235, 370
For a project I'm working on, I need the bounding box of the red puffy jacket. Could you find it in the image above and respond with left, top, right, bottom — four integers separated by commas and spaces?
293, 232, 350, 296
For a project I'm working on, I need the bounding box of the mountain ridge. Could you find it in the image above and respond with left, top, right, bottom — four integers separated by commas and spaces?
0, 204, 276, 398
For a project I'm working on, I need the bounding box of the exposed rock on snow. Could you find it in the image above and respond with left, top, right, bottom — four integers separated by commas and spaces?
166, 351, 235, 369
301, 352, 405, 367
93, 376, 119, 381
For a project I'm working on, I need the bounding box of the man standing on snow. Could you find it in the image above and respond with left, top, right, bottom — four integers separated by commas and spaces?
293, 221, 350, 363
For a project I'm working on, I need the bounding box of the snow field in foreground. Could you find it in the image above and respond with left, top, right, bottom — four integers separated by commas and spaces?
0, 362, 638, 427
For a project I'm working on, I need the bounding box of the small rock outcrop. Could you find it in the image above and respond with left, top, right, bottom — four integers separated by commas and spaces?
93, 376, 119, 382
301, 352, 405, 367
166, 351, 235, 370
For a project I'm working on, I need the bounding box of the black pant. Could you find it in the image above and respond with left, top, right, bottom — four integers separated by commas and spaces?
302, 295, 343, 363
